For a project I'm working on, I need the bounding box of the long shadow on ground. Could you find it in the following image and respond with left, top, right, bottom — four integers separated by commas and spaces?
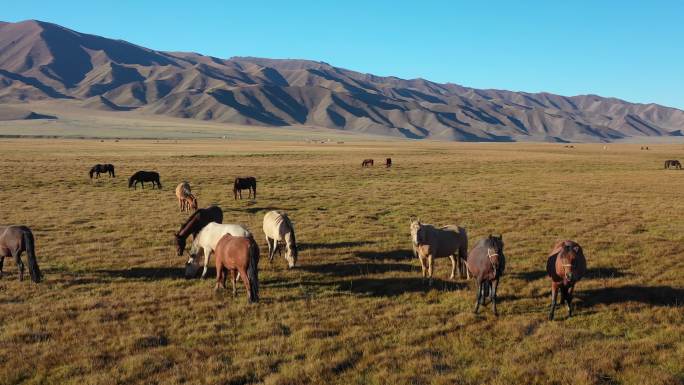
98, 267, 184, 280
511, 267, 631, 282
336, 277, 467, 297
301, 241, 376, 250
299, 262, 416, 278
354, 248, 413, 261
579, 285, 684, 307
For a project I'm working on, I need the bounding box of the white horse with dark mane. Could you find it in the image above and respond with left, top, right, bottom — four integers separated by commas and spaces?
263, 210, 298, 268
410, 218, 469, 283
187, 222, 252, 278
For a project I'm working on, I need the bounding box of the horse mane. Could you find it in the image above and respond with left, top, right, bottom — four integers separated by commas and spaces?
282, 214, 297, 251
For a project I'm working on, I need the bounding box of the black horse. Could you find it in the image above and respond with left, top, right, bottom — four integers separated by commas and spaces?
664, 160, 682, 169
89, 164, 115, 178
233, 177, 256, 199
174, 205, 224, 258
129, 171, 162, 189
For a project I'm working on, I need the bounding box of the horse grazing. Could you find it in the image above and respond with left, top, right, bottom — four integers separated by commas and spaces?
546, 240, 587, 320
385, 158, 392, 168
361, 159, 374, 167
467, 235, 506, 315
174, 205, 223, 257
664, 160, 682, 169
175, 182, 197, 212
0, 225, 42, 283
233, 177, 256, 199
89, 164, 115, 179
187, 222, 252, 279
214, 234, 260, 303
129, 171, 162, 189
410, 219, 468, 283
263, 210, 298, 268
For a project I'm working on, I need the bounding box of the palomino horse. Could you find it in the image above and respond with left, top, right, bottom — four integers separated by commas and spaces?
263, 210, 298, 268
467, 235, 505, 315
214, 234, 260, 303
174, 205, 223, 257
233, 177, 256, 199
664, 160, 682, 169
361, 159, 374, 167
410, 219, 468, 283
187, 222, 252, 279
546, 240, 587, 320
175, 182, 197, 212
0, 225, 42, 283
129, 171, 162, 189
89, 164, 115, 178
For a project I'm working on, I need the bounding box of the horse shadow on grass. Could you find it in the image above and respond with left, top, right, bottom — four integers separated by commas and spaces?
336, 277, 467, 297
97, 267, 185, 281
300, 241, 376, 250
579, 285, 684, 307
298, 262, 416, 278
511, 267, 631, 282
354, 248, 414, 261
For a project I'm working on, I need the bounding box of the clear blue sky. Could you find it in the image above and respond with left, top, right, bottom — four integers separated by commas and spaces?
4, 0, 683, 109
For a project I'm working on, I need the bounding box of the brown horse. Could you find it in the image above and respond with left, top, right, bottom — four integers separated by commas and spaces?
233, 177, 256, 200
174, 205, 223, 258
214, 234, 260, 303
0, 225, 42, 283
467, 235, 505, 315
175, 182, 197, 212
385, 158, 392, 168
361, 159, 374, 167
546, 240, 587, 320
664, 160, 682, 169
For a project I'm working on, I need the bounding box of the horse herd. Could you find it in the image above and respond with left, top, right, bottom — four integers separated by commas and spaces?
0, 154, 675, 320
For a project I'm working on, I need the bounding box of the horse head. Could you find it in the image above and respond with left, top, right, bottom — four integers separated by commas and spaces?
409, 218, 422, 245
558, 241, 583, 284
174, 233, 186, 257
285, 237, 298, 268
487, 234, 505, 272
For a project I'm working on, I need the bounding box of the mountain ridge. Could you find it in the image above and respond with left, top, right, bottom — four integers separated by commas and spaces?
1, 19, 682, 142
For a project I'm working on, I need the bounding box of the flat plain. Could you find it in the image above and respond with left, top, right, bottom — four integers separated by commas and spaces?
0, 138, 682, 385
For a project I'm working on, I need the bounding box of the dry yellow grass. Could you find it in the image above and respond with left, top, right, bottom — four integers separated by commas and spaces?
0, 139, 682, 385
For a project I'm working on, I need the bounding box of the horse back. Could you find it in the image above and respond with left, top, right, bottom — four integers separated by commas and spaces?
215, 234, 251, 269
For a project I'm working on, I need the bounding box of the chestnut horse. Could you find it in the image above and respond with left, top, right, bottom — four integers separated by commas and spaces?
89, 164, 115, 178
546, 240, 587, 320
361, 159, 374, 167
175, 182, 197, 212
214, 234, 260, 303
233, 177, 256, 199
174, 205, 223, 257
467, 235, 505, 315
0, 225, 42, 283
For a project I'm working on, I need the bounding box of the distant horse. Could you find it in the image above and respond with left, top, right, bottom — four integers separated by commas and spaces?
263, 210, 298, 268
175, 182, 197, 212
174, 205, 223, 257
213, 234, 260, 303
467, 235, 506, 315
664, 160, 682, 169
546, 240, 587, 320
361, 159, 374, 167
89, 164, 115, 179
233, 177, 256, 199
129, 171, 162, 189
187, 222, 252, 279
0, 225, 41, 283
410, 219, 468, 283
385, 158, 392, 168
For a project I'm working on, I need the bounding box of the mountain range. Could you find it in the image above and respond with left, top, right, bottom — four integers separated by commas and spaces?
1, 19, 683, 142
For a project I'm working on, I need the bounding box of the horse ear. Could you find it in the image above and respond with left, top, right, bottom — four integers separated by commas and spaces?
573, 245, 580, 253
499, 234, 503, 241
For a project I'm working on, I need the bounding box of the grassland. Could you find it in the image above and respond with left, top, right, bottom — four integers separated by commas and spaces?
0, 138, 682, 385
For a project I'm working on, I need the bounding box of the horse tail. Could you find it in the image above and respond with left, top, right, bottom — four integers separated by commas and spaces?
459, 227, 468, 262
23, 229, 41, 283
247, 237, 259, 302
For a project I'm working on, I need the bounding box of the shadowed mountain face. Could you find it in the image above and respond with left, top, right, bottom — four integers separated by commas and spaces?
1, 20, 682, 142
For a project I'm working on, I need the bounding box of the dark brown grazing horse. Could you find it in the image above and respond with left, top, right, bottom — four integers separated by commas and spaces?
0, 225, 42, 283
664, 160, 682, 169
467, 235, 505, 315
233, 177, 256, 200
89, 164, 115, 178
214, 234, 260, 303
385, 158, 392, 168
361, 159, 374, 167
174, 205, 223, 258
129, 171, 162, 189
546, 240, 587, 320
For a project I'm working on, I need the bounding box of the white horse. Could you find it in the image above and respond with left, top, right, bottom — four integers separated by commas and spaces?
263, 210, 298, 268
188, 222, 252, 278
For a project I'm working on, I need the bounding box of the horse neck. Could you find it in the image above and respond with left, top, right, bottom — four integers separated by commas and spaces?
179, 212, 201, 237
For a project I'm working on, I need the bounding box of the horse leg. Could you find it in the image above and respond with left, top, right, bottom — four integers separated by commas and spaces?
239, 268, 253, 302
201, 250, 211, 279
566, 285, 575, 317
427, 254, 434, 285
267, 238, 274, 262
230, 269, 237, 296
215, 265, 223, 290
474, 281, 483, 314
448, 255, 456, 280
549, 285, 559, 320
0, 256, 4, 278
491, 280, 499, 316
418, 254, 428, 278
13, 250, 24, 282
